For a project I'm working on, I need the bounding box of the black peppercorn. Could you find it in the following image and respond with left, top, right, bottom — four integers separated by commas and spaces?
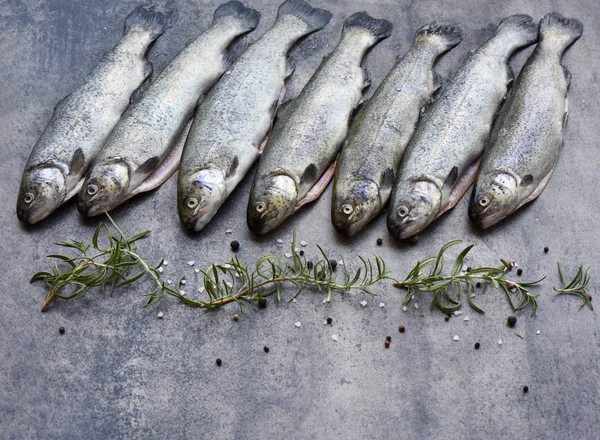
476, 282, 481, 288
264, 346, 270, 353
474, 342, 480, 349
523, 386, 529, 393
507, 315, 517, 327
326, 317, 332, 325
258, 297, 267, 309
517, 268, 523, 276
376, 238, 383, 246
58, 326, 65, 335
444, 315, 450, 322
306, 261, 313, 270
386, 336, 391, 342
230, 240, 240, 252
544, 247, 549, 253
216, 358, 222, 366
329, 259, 337, 270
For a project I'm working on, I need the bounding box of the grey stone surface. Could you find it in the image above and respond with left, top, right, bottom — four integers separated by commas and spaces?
1, 0, 598, 439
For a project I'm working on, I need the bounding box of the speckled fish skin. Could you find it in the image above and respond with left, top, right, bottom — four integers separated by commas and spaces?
247, 12, 393, 235
387, 15, 538, 240
331, 23, 463, 237
470, 13, 583, 229
77, 2, 260, 217
177, 0, 331, 232
16, 5, 171, 224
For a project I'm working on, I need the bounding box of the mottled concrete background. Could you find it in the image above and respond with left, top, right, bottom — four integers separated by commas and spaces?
1, 0, 598, 439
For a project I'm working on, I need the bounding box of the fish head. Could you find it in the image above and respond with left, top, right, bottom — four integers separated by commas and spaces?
77, 160, 130, 216
17, 166, 65, 224
177, 167, 227, 231
469, 172, 519, 229
247, 174, 297, 235
387, 180, 440, 239
332, 177, 381, 236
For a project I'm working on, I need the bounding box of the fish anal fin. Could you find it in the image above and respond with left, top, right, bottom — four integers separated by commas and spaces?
294, 160, 337, 212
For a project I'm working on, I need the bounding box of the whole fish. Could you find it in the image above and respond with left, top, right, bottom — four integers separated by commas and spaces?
387, 15, 538, 239
247, 12, 393, 235
177, 0, 331, 231
331, 23, 462, 236
77, 1, 260, 216
16, 5, 171, 224
470, 13, 583, 228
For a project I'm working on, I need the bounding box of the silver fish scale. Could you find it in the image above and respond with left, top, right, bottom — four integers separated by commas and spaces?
181, 15, 311, 179
94, 21, 242, 171
257, 29, 370, 197
24, 31, 154, 179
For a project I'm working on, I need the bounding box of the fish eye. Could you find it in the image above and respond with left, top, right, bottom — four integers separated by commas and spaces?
342, 204, 353, 215
256, 202, 266, 213
479, 197, 490, 207
86, 184, 99, 196
23, 193, 34, 204
397, 205, 409, 217
186, 198, 199, 209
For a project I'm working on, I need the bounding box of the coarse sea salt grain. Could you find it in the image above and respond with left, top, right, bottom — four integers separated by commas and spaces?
379, 302, 385, 308
453, 335, 459, 341
322, 299, 327, 304
360, 300, 367, 307
225, 229, 232, 234
292, 298, 297, 303
180, 290, 186, 296
498, 339, 503, 345
300, 240, 308, 247
163, 261, 168, 266
402, 306, 408, 312
157, 312, 164, 319
198, 286, 205, 293
463, 316, 470, 321
284, 252, 292, 258
453, 311, 463, 316
277, 239, 283, 244
332, 335, 338, 342
338, 260, 344, 266
187, 261, 195, 266
295, 322, 301, 328
536, 330, 541, 335
167, 279, 172, 285
181, 280, 186, 285
158, 267, 164, 273
414, 303, 419, 309
194, 268, 200, 273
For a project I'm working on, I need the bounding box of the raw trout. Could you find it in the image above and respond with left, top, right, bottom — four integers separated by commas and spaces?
331, 23, 462, 236
177, 0, 331, 231
77, 1, 260, 216
16, 5, 171, 224
470, 13, 583, 229
247, 12, 392, 235
387, 15, 538, 239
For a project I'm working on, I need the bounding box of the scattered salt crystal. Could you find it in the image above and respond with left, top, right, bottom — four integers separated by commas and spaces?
181, 280, 186, 285
332, 335, 338, 342
300, 240, 308, 247
414, 303, 419, 309
294, 322, 301, 328
277, 239, 283, 244
323, 320, 328, 325
292, 298, 297, 303
158, 267, 164, 273
322, 299, 327, 304
379, 302, 385, 308
187, 261, 195, 266
284, 252, 292, 258
198, 286, 205, 293
453, 335, 459, 341
179, 290, 186, 296
194, 268, 200, 273
402, 306, 408, 312
463, 316, 470, 321
498, 339, 503, 345
360, 300, 367, 307
225, 229, 232, 234
223, 263, 233, 269
157, 312, 163, 319
536, 330, 541, 335
225, 281, 233, 288
453, 311, 463, 316
295, 248, 300, 253
167, 279, 172, 285
163, 261, 168, 266
235, 273, 240, 278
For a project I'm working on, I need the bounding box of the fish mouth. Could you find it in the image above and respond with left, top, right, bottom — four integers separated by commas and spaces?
17, 203, 55, 224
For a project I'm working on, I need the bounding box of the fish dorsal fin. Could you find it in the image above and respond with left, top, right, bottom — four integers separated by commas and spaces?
286, 55, 296, 78
507, 64, 515, 88
433, 72, 442, 92
69, 148, 85, 176
226, 155, 239, 178
363, 67, 371, 89
130, 78, 150, 104
380, 168, 395, 194
300, 163, 318, 186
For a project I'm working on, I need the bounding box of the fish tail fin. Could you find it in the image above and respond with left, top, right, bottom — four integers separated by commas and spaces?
495, 14, 538, 48
539, 13, 583, 52
416, 23, 462, 54
277, 0, 332, 34
124, 5, 175, 39
343, 12, 393, 47
214, 1, 260, 34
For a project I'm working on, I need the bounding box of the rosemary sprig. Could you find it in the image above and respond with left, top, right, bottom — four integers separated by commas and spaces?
31, 216, 391, 310
554, 262, 593, 310
166, 231, 391, 309
392, 240, 545, 316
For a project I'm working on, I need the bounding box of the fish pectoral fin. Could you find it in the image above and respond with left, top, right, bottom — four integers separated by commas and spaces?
64, 177, 86, 201
226, 156, 239, 178
299, 163, 318, 187
69, 148, 85, 176
294, 160, 337, 212
438, 159, 481, 217
521, 174, 534, 186
380, 168, 395, 195
517, 169, 555, 209
131, 119, 193, 196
